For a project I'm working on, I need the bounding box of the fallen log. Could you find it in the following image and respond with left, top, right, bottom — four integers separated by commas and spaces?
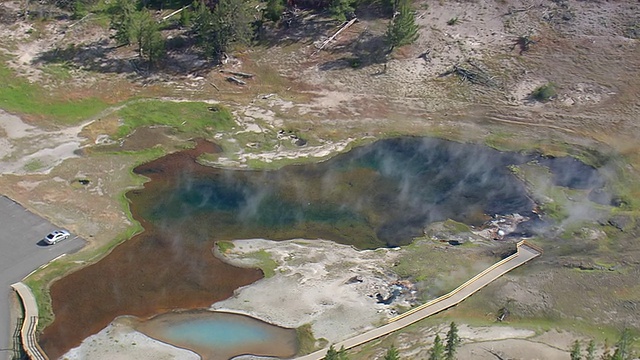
440, 61, 497, 87
209, 82, 220, 91
504, 4, 535, 16
314, 17, 358, 53
220, 70, 255, 78
161, 5, 191, 21
68, 13, 92, 29
226, 76, 246, 85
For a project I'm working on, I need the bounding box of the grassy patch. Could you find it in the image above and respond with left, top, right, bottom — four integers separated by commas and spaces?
0, 59, 109, 124
296, 323, 319, 355
443, 219, 471, 233
23, 158, 44, 172
511, 162, 591, 222
41, 62, 74, 81
484, 131, 531, 152
245, 250, 278, 278
216, 240, 235, 253
244, 156, 324, 170
115, 101, 235, 139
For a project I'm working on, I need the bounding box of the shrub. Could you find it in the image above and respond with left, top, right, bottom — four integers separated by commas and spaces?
532, 82, 556, 102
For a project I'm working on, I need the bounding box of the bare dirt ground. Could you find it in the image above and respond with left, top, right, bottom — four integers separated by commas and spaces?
0, 0, 639, 358
62, 317, 199, 360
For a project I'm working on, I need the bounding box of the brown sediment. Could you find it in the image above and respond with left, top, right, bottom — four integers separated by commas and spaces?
39, 140, 263, 359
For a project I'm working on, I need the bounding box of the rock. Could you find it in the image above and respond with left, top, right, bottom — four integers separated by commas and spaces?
293, 137, 307, 146
608, 215, 631, 231
346, 275, 363, 284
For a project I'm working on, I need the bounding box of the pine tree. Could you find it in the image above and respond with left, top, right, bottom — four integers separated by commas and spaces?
328, 0, 354, 22
445, 322, 461, 360
429, 334, 445, 360
602, 339, 613, 360
338, 346, 349, 360
325, 345, 339, 360
570, 340, 582, 360
109, 0, 136, 45
324, 345, 349, 360
612, 328, 634, 360
385, 0, 418, 52
384, 344, 400, 360
586, 340, 596, 360
128, 10, 156, 58
179, 7, 192, 27
264, 0, 285, 22
192, 0, 253, 58
140, 20, 165, 66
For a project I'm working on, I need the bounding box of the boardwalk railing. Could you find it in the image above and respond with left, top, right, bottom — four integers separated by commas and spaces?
389, 240, 538, 323
11, 282, 49, 360
294, 240, 542, 360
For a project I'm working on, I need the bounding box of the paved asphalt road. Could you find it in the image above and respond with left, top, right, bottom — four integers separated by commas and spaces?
0, 196, 85, 360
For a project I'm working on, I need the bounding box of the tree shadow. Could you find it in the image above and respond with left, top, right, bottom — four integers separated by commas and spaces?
318, 30, 388, 71
33, 39, 139, 74
32, 36, 214, 77
257, 11, 340, 47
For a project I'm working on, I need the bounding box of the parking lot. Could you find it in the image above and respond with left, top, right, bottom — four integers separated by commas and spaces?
0, 196, 85, 360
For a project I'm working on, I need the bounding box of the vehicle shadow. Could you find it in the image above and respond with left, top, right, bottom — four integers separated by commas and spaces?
37, 239, 52, 247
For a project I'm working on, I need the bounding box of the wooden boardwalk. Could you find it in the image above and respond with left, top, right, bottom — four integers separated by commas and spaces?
11, 282, 48, 360
294, 241, 542, 360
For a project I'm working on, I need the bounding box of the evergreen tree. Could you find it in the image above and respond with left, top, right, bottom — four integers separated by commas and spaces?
125, 9, 165, 64
179, 7, 192, 27
586, 340, 596, 360
192, 0, 253, 58
385, 0, 418, 52
140, 19, 165, 65
109, 0, 137, 45
428, 334, 445, 360
109, 2, 165, 65
445, 322, 461, 360
264, 0, 285, 22
570, 340, 582, 360
612, 328, 634, 360
602, 339, 613, 360
70, 0, 88, 20
328, 0, 354, 22
384, 344, 400, 360
324, 345, 350, 360
325, 345, 339, 360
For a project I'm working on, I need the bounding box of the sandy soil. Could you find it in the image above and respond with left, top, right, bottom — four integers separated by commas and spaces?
391, 324, 579, 360
0, 110, 88, 175
62, 317, 199, 360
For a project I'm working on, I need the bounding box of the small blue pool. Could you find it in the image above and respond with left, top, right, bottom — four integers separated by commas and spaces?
136, 310, 298, 360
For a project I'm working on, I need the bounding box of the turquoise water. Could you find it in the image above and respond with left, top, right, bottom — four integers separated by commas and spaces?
163, 317, 272, 347
137, 311, 298, 359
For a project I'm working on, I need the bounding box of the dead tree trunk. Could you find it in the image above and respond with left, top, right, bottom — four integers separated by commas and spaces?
314, 18, 358, 54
